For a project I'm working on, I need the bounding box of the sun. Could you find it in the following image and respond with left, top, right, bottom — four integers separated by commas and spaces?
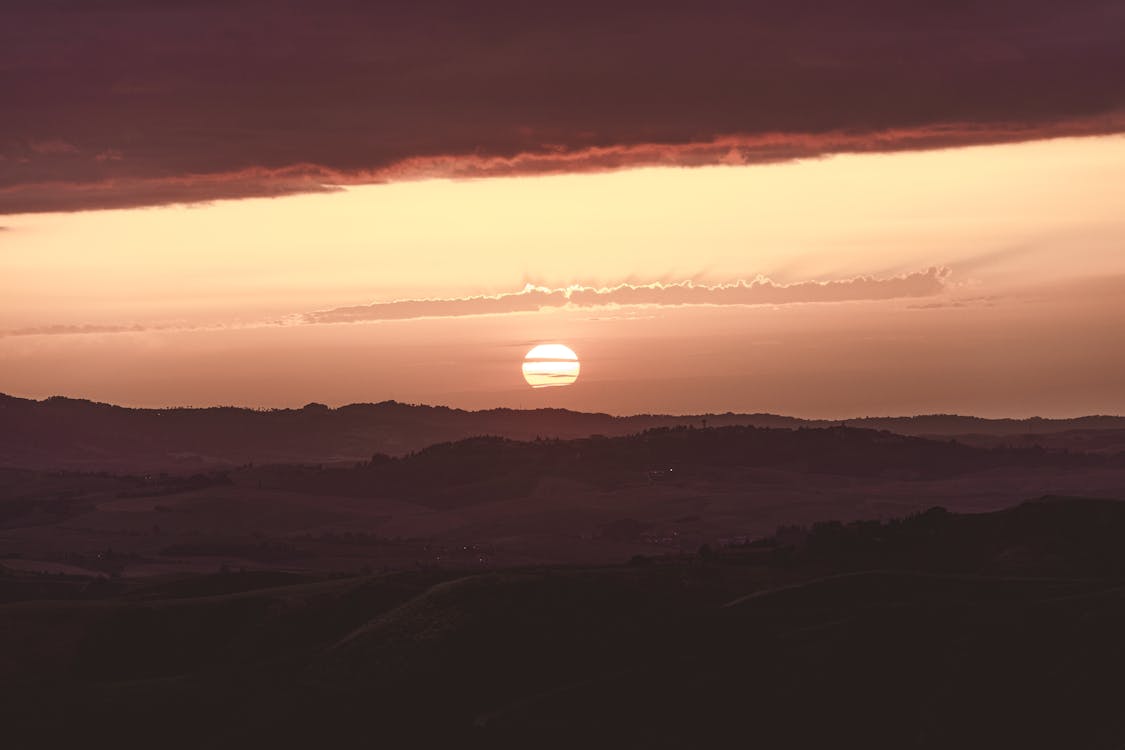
522, 344, 580, 388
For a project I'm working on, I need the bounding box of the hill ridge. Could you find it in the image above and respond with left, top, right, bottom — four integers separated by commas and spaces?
4, 391, 1125, 472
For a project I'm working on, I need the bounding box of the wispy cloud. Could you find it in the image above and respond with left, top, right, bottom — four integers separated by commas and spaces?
907, 295, 998, 310
0, 269, 952, 338
0, 323, 149, 338
28, 140, 79, 156
303, 268, 951, 324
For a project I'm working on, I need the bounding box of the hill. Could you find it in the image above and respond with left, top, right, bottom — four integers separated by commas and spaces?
259, 425, 1119, 507
2, 425, 1124, 580
3, 391, 1124, 472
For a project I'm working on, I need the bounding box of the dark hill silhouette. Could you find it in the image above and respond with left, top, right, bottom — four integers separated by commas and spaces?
4, 424, 1124, 581
261, 426, 1121, 508
3, 391, 1124, 472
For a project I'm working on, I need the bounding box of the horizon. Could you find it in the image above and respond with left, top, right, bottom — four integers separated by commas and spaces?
5, 390, 1123, 423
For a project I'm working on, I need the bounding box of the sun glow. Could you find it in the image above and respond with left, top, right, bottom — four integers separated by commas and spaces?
522, 344, 580, 388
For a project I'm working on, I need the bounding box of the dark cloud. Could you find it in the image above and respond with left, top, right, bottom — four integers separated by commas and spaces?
3, 0, 1124, 213
0, 166, 346, 215
304, 268, 951, 324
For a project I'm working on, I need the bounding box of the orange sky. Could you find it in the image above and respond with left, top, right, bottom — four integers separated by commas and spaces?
1, 135, 1124, 417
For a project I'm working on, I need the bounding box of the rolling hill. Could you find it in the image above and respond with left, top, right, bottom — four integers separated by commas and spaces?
3, 391, 1124, 472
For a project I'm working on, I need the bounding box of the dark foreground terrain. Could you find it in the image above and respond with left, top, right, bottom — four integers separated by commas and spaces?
3, 497, 1125, 749
3, 424, 1125, 575
4, 406, 1125, 747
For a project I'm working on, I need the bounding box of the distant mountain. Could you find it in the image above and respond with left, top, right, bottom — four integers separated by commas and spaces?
2, 392, 1124, 471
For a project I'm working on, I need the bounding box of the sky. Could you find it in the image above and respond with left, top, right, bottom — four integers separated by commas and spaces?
2, 1, 1124, 417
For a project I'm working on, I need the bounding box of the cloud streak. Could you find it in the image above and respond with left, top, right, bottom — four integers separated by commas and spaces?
3, 0, 1124, 213
303, 268, 952, 324
0, 323, 155, 338
0, 269, 951, 338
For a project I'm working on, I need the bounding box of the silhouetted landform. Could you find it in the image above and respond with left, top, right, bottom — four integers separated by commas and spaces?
3, 497, 1125, 748
267, 426, 1123, 508
3, 391, 1125, 472
3, 406, 1124, 745
3, 424, 1125, 581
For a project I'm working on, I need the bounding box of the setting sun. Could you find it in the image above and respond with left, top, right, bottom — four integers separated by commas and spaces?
522, 344, 581, 389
